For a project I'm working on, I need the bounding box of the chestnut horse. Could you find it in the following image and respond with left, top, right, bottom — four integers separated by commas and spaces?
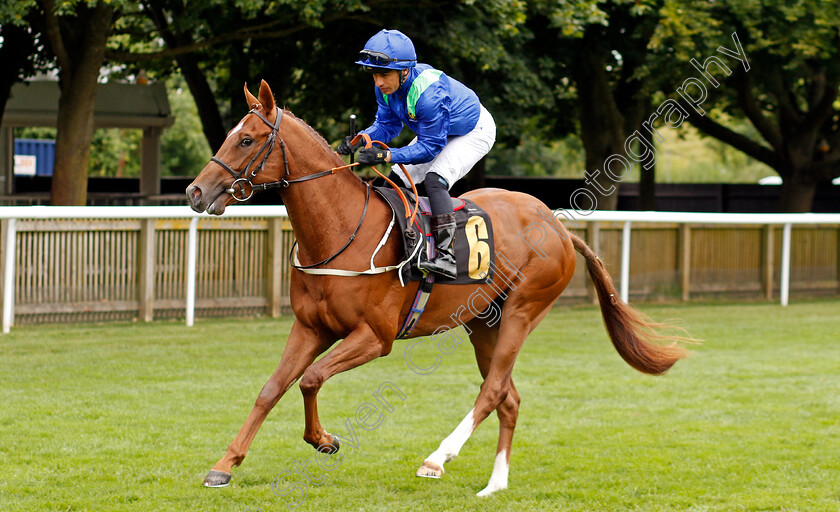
186, 80, 689, 496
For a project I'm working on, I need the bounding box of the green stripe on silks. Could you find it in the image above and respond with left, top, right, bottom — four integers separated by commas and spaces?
407, 69, 442, 119
381, 69, 443, 118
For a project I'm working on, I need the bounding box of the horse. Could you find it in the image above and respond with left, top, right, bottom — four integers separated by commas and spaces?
186, 80, 690, 496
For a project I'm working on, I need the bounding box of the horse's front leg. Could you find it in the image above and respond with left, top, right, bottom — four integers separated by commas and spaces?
204, 320, 331, 487
298, 324, 392, 451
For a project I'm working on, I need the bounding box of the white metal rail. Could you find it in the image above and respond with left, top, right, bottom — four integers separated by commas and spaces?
574, 210, 840, 305
0, 205, 287, 333
0, 206, 838, 333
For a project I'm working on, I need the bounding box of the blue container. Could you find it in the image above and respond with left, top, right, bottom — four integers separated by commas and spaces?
14, 138, 56, 176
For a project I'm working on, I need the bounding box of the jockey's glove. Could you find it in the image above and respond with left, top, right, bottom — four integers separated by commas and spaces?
358, 147, 389, 166
336, 136, 363, 155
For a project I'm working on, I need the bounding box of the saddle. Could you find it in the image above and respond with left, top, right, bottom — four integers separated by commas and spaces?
374, 186, 495, 286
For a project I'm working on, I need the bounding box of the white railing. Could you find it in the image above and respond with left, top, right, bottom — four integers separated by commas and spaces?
572, 210, 840, 306
0, 206, 838, 333
0, 205, 287, 333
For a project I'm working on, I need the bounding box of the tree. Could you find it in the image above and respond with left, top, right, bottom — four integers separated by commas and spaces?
36, 0, 129, 205
652, 0, 840, 211
534, 1, 671, 211
0, 2, 53, 172
109, 0, 396, 153
0, 22, 41, 133
444, 1, 665, 210
110, 0, 567, 178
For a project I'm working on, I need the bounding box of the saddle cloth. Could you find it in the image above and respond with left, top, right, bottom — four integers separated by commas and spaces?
373, 186, 495, 285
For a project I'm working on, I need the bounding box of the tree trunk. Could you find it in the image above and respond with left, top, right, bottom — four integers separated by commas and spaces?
572, 46, 626, 211
638, 127, 656, 210
778, 177, 817, 212
177, 55, 227, 152
51, 77, 101, 205
44, 1, 116, 205
144, 3, 227, 153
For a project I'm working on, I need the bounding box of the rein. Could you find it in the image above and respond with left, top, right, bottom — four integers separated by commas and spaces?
211, 107, 420, 274
289, 183, 371, 270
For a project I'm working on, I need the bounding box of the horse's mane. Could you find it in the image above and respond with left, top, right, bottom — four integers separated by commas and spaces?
283, 109, 335, 153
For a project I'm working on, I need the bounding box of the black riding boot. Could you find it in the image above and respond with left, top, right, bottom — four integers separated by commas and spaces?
418, 212, 457, 279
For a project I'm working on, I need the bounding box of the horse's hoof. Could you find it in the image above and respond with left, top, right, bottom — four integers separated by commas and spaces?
203, 469, 232, 487
316, 433, 340, 454
415, 460, 444, 479
477, 482, 507, 497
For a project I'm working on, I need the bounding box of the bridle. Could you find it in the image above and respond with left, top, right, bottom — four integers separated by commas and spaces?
211, 107, 355, 202
209, 106, 419, 271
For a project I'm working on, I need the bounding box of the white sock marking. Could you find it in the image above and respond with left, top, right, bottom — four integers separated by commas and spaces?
477, 449, 509, 497
425, 408, 475, 469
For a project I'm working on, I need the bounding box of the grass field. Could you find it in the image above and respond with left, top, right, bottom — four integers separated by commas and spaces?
1, 299, 838, 512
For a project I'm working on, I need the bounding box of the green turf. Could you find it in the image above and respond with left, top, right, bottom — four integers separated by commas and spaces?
1, 300, 838, 512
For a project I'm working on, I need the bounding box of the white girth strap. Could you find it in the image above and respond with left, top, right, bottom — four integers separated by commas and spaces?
292, 209, 420, 282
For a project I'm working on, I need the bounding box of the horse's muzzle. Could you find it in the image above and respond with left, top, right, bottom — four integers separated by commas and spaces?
186, 184, 204, 212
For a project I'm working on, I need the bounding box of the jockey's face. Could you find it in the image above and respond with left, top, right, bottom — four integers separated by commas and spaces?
371, 69, 403, 95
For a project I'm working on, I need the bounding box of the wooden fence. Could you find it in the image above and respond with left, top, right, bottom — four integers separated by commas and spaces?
563, 222, 839, 304
0, 206, 838, 331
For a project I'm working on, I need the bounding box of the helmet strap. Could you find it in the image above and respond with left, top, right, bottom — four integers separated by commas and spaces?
399, 69, 409, 87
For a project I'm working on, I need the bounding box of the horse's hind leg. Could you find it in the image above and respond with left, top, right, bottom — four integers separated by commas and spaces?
416, 313, 528, 496
477, 380, 519, 496
466, 319, 521, 496
467, 319, 521, 496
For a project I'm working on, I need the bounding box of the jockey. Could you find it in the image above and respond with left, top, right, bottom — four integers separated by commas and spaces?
337, 29, 496, 280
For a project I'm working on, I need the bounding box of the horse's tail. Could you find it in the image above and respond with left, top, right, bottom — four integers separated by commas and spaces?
570, 233, 692, 375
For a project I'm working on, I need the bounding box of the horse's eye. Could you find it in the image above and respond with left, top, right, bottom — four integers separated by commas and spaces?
240, 138, 253, 147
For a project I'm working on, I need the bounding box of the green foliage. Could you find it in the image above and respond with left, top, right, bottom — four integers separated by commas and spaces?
632, 124, 775, 183
0, 0, 37, 24
15, 126, 56, 140
161, 74, 213, 176
488, 133, 586, 177
10, 0, 840, 197
87, 128, 141, 177
487, 123, 774, 183
650, 0, 840, 175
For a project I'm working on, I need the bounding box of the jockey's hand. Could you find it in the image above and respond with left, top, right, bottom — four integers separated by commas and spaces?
358, 147, 390, 166
336, 136, 363, 155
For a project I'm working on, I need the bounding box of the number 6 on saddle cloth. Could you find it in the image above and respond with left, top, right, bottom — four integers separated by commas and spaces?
375, 187, 495, 285
373, 186, 497, 339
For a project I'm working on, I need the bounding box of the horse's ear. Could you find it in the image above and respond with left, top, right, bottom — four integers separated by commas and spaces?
258, 79, 276, 113
244, 82, 260, 111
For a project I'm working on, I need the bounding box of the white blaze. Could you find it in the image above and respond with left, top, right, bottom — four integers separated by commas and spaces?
227, 119, 246, 139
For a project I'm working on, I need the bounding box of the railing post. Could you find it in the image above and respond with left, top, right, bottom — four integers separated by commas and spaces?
780, 222, 792, 306
140, 127, 162, 200
186, 217, 199, 326
2, 218, 16, 333
762, 225, 775, 300
620, 221, 631, 303
678, 223, 691, 301
266, 217, 284, 318
138, 218, 156, 322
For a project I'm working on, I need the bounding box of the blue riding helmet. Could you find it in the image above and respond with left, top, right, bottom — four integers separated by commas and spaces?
355, 29, 417, 71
